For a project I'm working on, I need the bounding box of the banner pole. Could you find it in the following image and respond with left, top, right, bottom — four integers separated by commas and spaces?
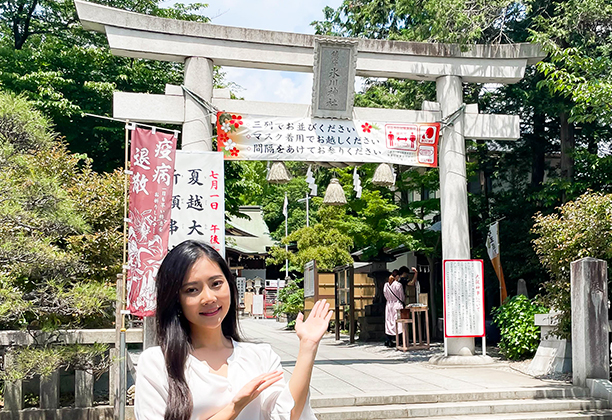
305, 193, 309, 228
285, 192, 288, 279
118, 121, 130, 420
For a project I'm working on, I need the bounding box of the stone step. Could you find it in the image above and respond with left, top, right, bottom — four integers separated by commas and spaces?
310, 387, 588, 408
313, 398, 607, 420
385, 410, 612, 419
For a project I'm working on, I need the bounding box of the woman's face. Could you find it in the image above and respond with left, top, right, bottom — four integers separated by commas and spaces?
179, 256, 232, 333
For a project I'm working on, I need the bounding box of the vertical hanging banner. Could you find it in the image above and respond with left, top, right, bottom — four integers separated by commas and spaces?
127, 128, 177, 317
486, 221, 507, 303
443, 260, 485, 337
169, 151, 225, 257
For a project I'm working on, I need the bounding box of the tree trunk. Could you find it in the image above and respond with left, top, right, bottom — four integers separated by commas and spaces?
560, 111, 575, 181
12, 0, 39, 50
426, 255, 437, 336
531, 113, 546, 188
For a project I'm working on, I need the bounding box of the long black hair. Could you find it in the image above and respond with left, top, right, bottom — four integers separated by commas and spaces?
155, 240, 241, 420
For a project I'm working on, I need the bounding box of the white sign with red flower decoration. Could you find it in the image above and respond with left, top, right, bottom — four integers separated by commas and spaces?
216, 112, 440, 168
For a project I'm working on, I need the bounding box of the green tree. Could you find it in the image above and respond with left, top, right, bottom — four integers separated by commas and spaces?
529, 0, 612, 126
267, 202, 354, 273
532, 191, 612, 338
0, 0, 213, 172
0, 91, 122, 378
313, 0, 520, 44
0, 91, 119, 331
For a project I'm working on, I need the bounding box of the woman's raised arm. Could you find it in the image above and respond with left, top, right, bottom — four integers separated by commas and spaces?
289, 299, 332, 420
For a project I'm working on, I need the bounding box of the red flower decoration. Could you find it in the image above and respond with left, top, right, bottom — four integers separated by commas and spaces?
229, 117, 243, 129
361, 123, 372, 133
230, 148, 239, 157
229, 115, 243, 129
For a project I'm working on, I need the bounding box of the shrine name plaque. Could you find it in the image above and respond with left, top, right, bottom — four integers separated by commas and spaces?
312, 38, 357, 119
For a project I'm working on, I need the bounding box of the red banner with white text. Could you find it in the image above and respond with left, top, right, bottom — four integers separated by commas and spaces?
127, 128, 177, 317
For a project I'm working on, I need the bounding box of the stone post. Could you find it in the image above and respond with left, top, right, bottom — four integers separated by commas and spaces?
436, 75, 474, 356
571, 257, 609, 387
3, 352, 22, 411
75, 370, 95, 407
183, 56, 214, 152
143, 316, 158, 349
39, 371, 60, 409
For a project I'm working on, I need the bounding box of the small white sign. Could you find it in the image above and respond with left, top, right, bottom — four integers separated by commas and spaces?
252, 295, 264, 316
236, 277, 246, 303
304, 260, 316, 298
443, 260, 485, 337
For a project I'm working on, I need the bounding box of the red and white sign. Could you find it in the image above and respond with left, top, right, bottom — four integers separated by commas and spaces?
127, 128, 177, 317
443, 259, 485, 338
169, 151, 225, 257
386, 124, 418, 150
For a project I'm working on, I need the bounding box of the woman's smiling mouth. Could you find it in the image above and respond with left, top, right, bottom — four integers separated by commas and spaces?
201, 307, 222, 316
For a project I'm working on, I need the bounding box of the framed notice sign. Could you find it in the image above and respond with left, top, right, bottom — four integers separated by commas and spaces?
252, 295, 264, 316
443, 260, 485, 337
304, 260, 317, 299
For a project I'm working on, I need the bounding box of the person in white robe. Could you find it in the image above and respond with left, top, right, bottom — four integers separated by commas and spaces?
383, 274, 404, 347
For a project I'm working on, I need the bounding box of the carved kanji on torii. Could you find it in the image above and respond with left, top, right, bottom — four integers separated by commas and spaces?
76, 0, 546, 359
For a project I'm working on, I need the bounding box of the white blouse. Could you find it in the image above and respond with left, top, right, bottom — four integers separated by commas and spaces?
134, 340, 316, 420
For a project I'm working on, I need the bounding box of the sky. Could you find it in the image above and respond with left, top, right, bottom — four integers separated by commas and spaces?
162, 0, 345, 104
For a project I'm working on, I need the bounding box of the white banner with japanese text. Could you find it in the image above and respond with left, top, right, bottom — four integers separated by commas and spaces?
127, 128, 177, 317
217, 112, 440, 168
485, 221, 507, 303
169, 151, 225, 257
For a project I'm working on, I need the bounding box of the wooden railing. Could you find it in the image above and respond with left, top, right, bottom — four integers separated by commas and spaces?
0, 328, 142, 420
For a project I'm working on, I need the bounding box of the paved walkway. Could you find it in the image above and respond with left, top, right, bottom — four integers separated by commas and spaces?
239, 317, 572, 398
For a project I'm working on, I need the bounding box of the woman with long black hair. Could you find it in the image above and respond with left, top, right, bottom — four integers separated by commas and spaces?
134, 240, 332, 420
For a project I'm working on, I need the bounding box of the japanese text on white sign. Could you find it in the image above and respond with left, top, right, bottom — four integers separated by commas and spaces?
443, 260, 485, 337
169, 151, 225, 256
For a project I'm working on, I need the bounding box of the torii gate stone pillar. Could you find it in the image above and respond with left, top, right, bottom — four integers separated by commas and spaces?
437, 75, 471, 355
76, 0, 546, 360
183, 57, 214, 151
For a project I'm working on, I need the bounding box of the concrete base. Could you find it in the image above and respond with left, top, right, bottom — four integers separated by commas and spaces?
528, 337, 572, 376
358, 315, 386, 342
587, 378, 612, 406
429, 354, 495, 366
529, 313, 572, 376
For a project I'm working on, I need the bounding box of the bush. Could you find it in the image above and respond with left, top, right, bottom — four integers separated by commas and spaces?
0, 91, 120, 380
273, 280, 304, 329
492, 295, 548, 360
532, 192, 612, 338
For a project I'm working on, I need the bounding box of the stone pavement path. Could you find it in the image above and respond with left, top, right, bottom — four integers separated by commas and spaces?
239, 317, 572, 397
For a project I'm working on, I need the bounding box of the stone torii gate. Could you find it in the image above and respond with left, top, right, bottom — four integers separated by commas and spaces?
76, 0, 545, 359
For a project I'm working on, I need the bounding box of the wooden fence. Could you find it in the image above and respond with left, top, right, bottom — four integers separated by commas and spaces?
0, 328, 142, 420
